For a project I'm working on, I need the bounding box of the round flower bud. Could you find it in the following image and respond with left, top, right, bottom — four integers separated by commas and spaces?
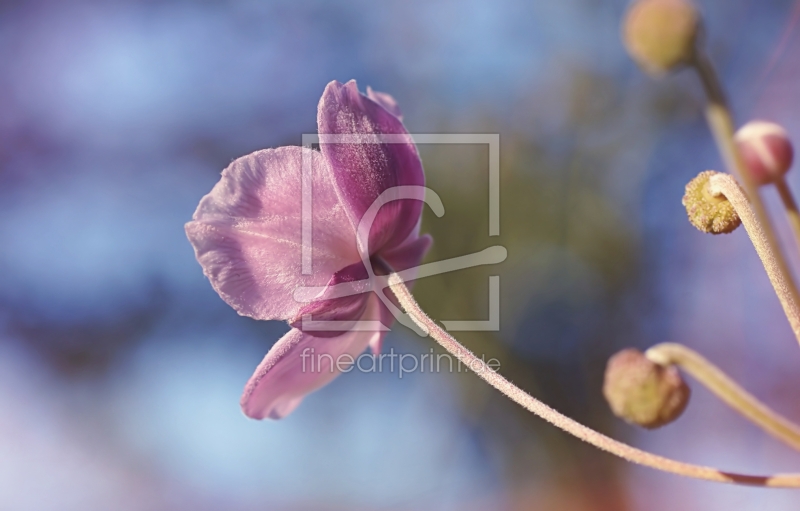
735, 121, 794, 185
682, 170, 741, 234
603, 348, 690, 429
622, 0, 700, 76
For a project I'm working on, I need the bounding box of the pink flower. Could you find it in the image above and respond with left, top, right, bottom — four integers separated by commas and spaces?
185, 80, 431, 419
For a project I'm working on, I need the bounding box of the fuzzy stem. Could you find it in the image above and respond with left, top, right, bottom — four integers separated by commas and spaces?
387, 273, 800, 487
646, 343, 800, 451
692, 52, 800, 317
709, 174, 800, 346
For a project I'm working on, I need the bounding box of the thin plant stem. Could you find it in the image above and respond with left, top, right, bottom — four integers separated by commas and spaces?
709, 173, 800, 345
692, 51, 800, 312
387, 273, 800, 487
646, 343, 800, 451
775, 178, 800, 254
693, 52, 755, 194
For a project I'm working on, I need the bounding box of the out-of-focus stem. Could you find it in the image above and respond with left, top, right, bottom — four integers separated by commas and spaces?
693, 53, 752, 191
709, 174, 800, 345
387, 272, 800, 487
647, 343, 800, 451
692, 52, 800, 316
775, 178, 800, 254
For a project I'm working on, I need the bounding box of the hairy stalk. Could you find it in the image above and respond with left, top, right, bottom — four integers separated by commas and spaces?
387, 273, 800, 487
709, 174, 800, 345
692, 52, 800, 313
646, 343, 800, 451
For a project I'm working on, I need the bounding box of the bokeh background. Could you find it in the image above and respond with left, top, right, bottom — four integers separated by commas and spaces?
2, 0, 800, 509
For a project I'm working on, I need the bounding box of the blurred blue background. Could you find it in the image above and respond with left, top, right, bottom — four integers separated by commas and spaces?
2, 0, 800, 509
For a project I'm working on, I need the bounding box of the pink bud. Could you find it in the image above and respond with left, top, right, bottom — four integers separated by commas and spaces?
735, 121, 794, 185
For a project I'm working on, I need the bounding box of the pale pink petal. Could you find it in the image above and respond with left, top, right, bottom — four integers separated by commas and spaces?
185, 146, 360, 321
241, 297, 384, 419
317, 80, 424, 256
366, 86, 403, 121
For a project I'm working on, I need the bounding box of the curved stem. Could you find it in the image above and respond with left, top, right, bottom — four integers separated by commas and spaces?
646, 343, 800, 451
709, 174, 800, 345
692, 52, 800, 317
387, 273, 800, 487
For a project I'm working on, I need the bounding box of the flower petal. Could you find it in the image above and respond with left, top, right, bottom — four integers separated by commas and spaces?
241, 297, 384, 419
369, 297, 394, 355
381, 234, 433, 277
366, 86, 403, 121
290, 260, 370, 337
185, 146, 359, 321
289, 231, 431, 342
317, 80, 424, 255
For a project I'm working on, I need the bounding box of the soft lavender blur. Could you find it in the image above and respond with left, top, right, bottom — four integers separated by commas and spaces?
2, 0, 800, 509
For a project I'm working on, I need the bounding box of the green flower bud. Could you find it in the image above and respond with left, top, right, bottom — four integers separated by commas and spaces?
622, 0, 700, 77
603, 348, 690, 429
682, 170, 741, 234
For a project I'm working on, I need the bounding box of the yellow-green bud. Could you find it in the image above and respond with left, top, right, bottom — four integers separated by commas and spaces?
622, 0, 700, 77
603, 348, 690, 429
682, 170, 741, 234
